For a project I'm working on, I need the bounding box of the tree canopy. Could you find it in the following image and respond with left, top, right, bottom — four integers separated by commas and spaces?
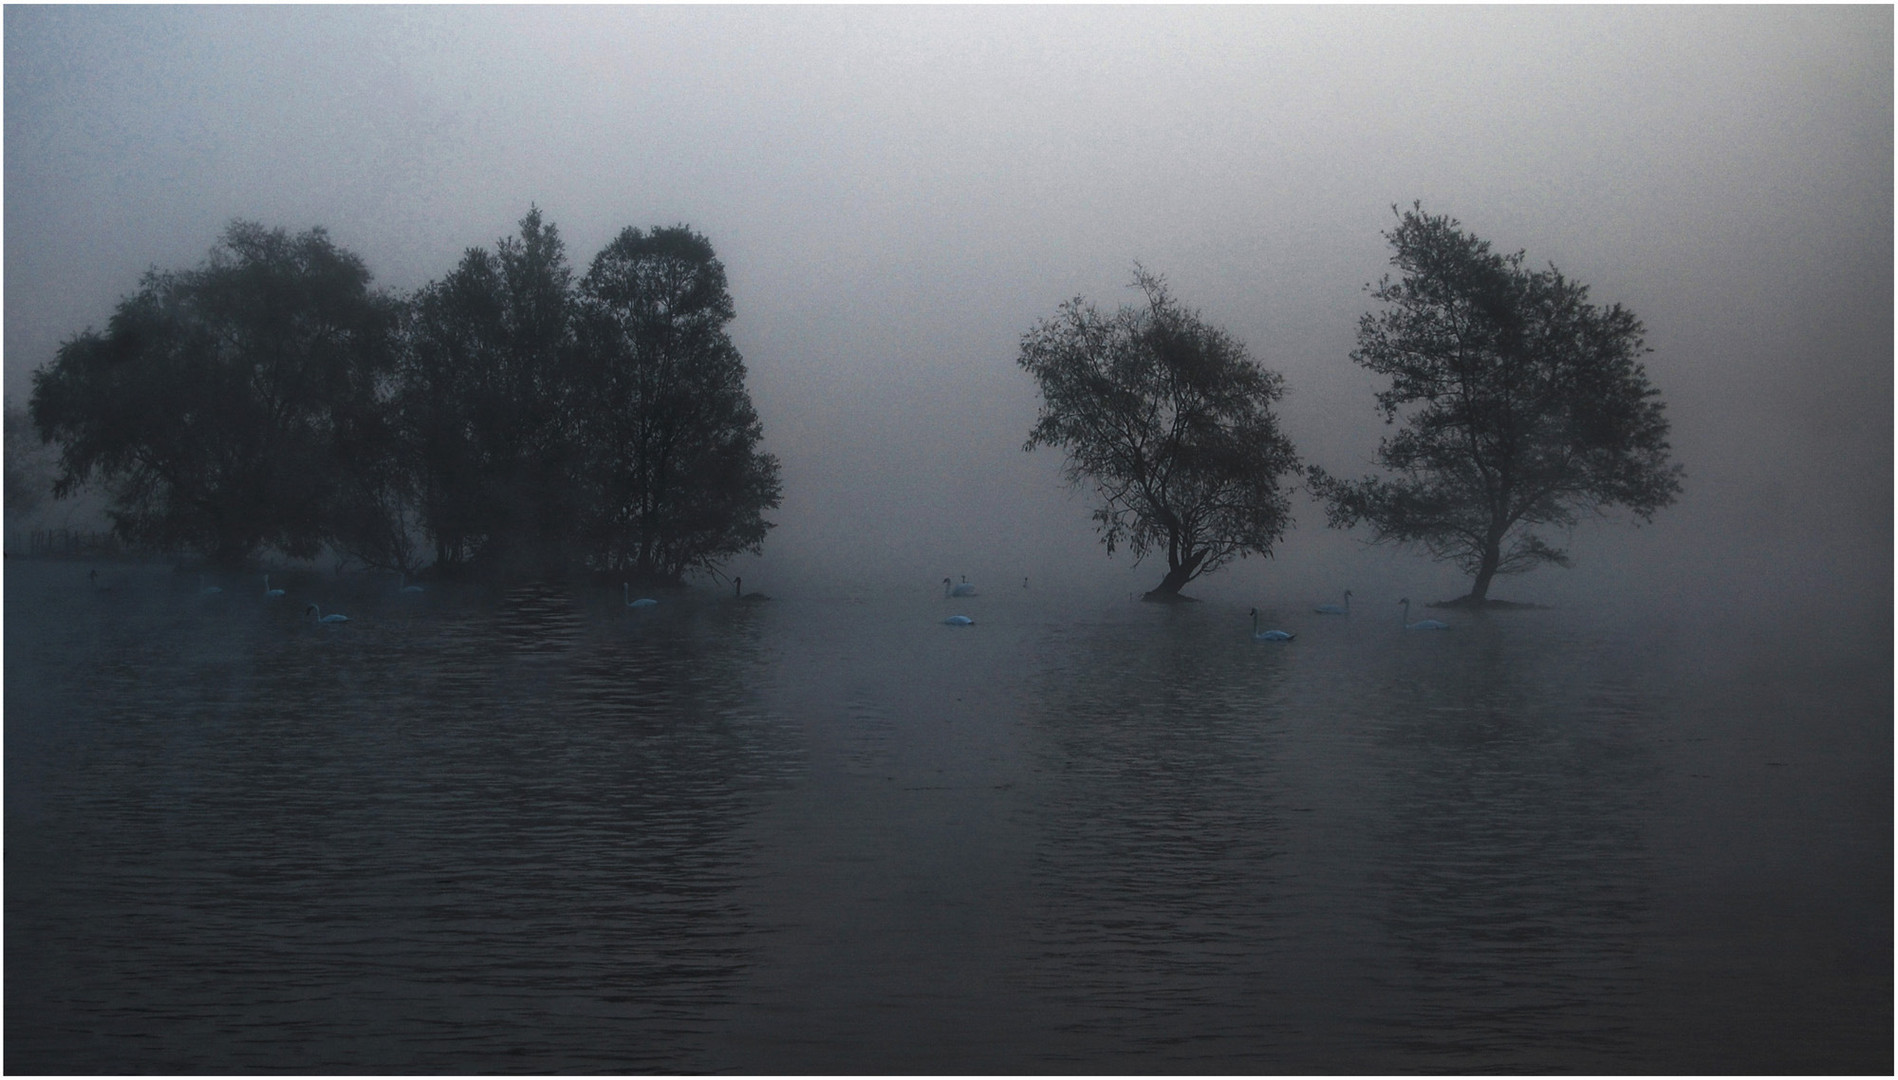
29, 211, 782, 585
573, 225, 781, 583
1019, 269, 1300, 600
29, 223, 398, 565
1308, 205, 1683, 602
398, 206, 579, 575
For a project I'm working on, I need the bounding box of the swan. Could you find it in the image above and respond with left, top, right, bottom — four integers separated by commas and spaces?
263, 574, 285, 599
623, 583, 658, 609
943, 576, 977, 598
1313, 589, 1352, 615
1249, 608, 1295, 641
734, 577, 769, 603
1399, 598, 1450, 631
398, 572, 423, 595
305, 603, 349, 624
943, 615, 975, 626
198, 575, 223, 597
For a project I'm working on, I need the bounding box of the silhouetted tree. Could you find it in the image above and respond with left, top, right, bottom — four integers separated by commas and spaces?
1019, 269, 1300, 600
1308, 205, 1683, 603
399, 207, 577, 575
29, 223, 398, 564
326, 372, 423, 575
572, 226, 781, 583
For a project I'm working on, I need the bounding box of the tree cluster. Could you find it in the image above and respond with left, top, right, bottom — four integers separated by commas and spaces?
1018, 208, 1681, 602
29, 210, 781, 583
31, 201, 1681, 602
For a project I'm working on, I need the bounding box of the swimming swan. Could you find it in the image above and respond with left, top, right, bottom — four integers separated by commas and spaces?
734, 577, 770, 603
943, 576, 977, 598
623, 584, 658, 609
305, 603, 349, 624
1313, 589, 1351, 615
263, 574, 285, 599
398, 572, 423, 595
1249, 608, 1295, 641
943, 614, 975, 626
199, 575, 223, 597
1398, 598, 1450, 631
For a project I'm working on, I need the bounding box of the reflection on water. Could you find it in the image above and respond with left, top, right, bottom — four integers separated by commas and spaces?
6, 563, 1889, 1072
1356, 628, 1658, 1070
1012, 609, 1299, 1068
7, 568, 800, 1072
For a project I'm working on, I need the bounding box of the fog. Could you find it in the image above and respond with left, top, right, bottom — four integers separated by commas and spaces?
6, 6, 1890, 615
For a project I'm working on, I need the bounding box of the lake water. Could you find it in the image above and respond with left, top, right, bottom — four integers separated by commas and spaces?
6, 559, 1890, 1072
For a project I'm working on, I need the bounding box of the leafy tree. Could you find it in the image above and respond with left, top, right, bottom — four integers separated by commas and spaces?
572, 226, 781, 584
1308, 205, 1683, 603
399, 207, 577, 574
326, 373, 423, 575
1019, 269, 1300, 600
29, 223, 398, 565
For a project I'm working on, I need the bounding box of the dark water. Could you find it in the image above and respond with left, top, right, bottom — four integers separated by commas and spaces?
6, 561, 1890, 1072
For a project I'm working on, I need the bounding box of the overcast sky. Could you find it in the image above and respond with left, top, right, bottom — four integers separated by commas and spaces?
5, 6, 1890, 606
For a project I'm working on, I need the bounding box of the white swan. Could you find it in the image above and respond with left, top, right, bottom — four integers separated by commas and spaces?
733, 577, 769, 603
1249, 608, 1294, 641
398, 572, 423, 595
305, 603, 349, 624
263, 574, 285, 599
943, 614, 975, 626
1313, 589, 1351, 615
943, 576, 977, 598
1399, 598, 1450, 631
623, 583, 658, 609
198, 575, 223, 597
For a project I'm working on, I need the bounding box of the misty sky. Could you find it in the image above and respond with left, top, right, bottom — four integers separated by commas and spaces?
5, 6, 1890, 607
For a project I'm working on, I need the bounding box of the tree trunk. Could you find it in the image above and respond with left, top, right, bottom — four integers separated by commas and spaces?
1143, 547, 1206, 602
1468, 535, 1502, 601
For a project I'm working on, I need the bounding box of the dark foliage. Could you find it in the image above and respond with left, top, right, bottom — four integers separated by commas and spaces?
30, 211, 781, 584
29, 223, 398, 565
573, 226, 781, 583
1308, 205, 1683, 601
398, 207, 578, 575
1019, 269, 1300, 599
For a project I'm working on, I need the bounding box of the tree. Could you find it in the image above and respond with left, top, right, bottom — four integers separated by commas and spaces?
1308, 205, 1683, 604
325, 368, 423, 576
572, 226, 781, 584
1019, 269, 1300, 600
29, 223, 398, 565
398, 206, 578, 575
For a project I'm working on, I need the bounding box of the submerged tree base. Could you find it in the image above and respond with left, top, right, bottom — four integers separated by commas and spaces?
1141, 589, 1199, 604
1429, 596, 1550, 610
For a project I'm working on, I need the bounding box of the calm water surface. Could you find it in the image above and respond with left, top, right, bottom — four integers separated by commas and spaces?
6, 561, 1889, 1072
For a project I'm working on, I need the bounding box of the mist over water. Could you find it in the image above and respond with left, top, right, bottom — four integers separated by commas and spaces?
4, 5, 1890, 1072
6, 7, 1890, 607
7, 562, 1887, 1072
